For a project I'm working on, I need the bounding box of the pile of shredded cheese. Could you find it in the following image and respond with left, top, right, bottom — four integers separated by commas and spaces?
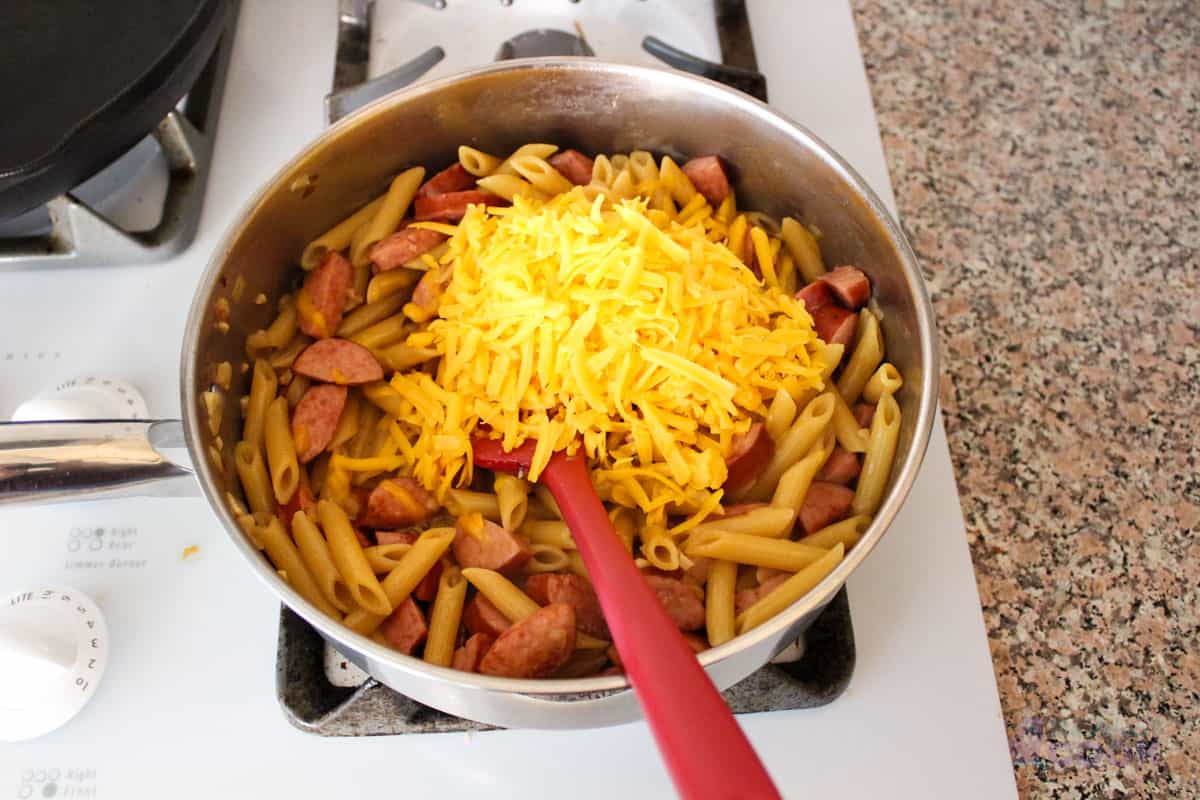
389, 188, 827, 526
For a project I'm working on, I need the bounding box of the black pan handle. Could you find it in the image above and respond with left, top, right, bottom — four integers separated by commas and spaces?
642, 36, 768, 103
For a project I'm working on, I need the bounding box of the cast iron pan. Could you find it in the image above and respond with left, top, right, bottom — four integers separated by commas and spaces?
0, 0, 232, 220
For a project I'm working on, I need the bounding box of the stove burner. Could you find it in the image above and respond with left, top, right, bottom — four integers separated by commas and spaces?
496, 28, 595, 60
0, 2, 239, 271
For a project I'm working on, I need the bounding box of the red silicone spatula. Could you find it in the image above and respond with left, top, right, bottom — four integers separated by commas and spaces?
473, 437, 781, 800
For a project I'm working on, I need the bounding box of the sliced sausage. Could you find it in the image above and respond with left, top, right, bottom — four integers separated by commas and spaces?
353, 526, 372, 548
479, 602, 577, 679
290, 384, 347, 463
357, 478, 439, 529
812, 304, 858, 347
525, 573, 609, 639
548, 149, 595, 186
279, 480, 315, 529
684, 556, 713, 586
795, 281, 833, 313
413, 558, 445, 603
370, 228, 447, 273
820, 265, 871, 309
682, 632, 709, 654
452, 514, 532, 575
375, 530, 419, 546
414, 190, 506, 223
735, 574, 789, 616
853, 403, 876, 428
724, 422, 774, 493
798, 481, 855, 534
553, 647, 612, 679
463, 593, 511, 638
292, 338, 384, 385
417, 163, 476, 198
645, 575, 705, 630
813, 445, 862, 485
742, 229, 762, 279
451, 632, 495, 673
681, 156, 731, 205
379, 597, 428, 655
297, 251, 352, 339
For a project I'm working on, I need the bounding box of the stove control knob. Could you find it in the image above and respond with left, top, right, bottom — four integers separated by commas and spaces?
11, 376, 149, 421
0, 587, 109, 741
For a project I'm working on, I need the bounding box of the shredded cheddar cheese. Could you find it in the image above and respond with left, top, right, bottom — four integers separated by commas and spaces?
378, 187, 827, 526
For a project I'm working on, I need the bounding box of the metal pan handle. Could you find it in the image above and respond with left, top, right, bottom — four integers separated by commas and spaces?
0, 420, 196, 506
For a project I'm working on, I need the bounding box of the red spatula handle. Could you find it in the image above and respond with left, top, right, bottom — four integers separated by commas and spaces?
541, 454, 781, 800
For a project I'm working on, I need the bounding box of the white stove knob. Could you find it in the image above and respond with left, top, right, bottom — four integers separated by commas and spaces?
0, 587, 109, 742
11, 376, 149, 421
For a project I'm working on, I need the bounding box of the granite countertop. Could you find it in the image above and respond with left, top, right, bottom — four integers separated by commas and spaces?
849, 1, 1198, 796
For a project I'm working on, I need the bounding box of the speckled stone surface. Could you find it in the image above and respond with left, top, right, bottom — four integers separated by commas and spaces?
850, 1, 1198, 796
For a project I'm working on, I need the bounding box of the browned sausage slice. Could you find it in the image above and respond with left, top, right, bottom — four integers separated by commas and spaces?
681, 156, 731, 204
820, 265, 871, 309
370, 228, 447, 273
724, 422, 774, 493
292, 339, 384, 385
414, 190, 506, 223
853, 403, 876, 428
357, 478, 439, 529
375, 530, 419, 546
548, 149, 595, 186
795, 281, 833, 313
417, 163, 476, 198
734, 574, 789, 616
291, 384, 347, 463
379, 596, 428, 655
296, 251, 352, 339
812, 304, 858, 347
798, 481, 855, 534
452, 513, 532, 575
644, 575, 705, 630
479, 602, 577, 678
525, 573, 609, 639
813, 445, 861, 485
463, 593, 511, 638
452, 632, 495, 673
279, 480, 315, 528
413, 558, 445, 603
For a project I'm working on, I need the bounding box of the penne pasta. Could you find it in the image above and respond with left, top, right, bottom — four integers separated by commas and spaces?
658, 155, 697, 206
461, 568, 608, 649
249, 513, 340, 618
799, 514, 871, 551
444, 488, 501, 520
691, 506, 797, 539
736, 544, 844, 634
705, 559, 737, 647
590, 154, 616, 187
641, 530, 681, 572
565, 549, 590, 581
328, 390, 361, 450
770, 427, 835, 516
242, 359, 277, 450
510, 155, 574, 196
744, 392, 836, 502
521, 519, 575, 550
862, 362, 903, 403
263, 396, 299, 504
318, 499, 392, 617
750, 226, 778, 287
350, 167, 425, 267
764, 388, 798, 442
458, 145, 502, 177
301, 195, 385, 269
526, 543, 571, 573
829, 385, 870, 453
495, 143, 558, 176
852, 392, 901, 516
348, 314, 409, 350
837, 309, 883, 404
494, 474, 530, 531
292, 510, 356, 613
424, 565, 468, 667
343, 526, 456, 635
532, 485, 563, 519
477, 173, 548, 203
337, 293, 408, 337
363, 543, 413, 574
233, 440, 274, 515
685, 529, 828, 572
780, 217, 826, 283
246, 297, 297, 357
365, 267, 421, 304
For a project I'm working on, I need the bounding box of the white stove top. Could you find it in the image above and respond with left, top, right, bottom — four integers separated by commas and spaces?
0, 1, 1017, 797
